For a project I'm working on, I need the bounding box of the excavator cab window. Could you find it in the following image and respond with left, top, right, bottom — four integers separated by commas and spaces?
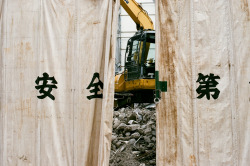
144, 33, 155, 78
124, 33, 145, 80
124, 31, 155, 81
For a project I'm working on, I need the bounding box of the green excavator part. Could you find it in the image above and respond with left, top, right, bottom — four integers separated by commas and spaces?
155, 71, 167, 100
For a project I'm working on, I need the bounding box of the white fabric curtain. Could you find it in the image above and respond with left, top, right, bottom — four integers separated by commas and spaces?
156, 0, 250, 165
0, 0, 119, 165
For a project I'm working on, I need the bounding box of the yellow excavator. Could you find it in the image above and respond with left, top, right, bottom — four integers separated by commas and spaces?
114, 0, 158, 109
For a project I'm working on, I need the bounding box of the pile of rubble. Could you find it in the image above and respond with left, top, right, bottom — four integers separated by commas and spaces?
109, 105, 156, 166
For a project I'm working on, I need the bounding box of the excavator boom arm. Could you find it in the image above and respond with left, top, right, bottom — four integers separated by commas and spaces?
120, 0, 154, 30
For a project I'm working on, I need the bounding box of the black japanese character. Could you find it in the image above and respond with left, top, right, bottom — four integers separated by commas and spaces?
86, 72, 103, 100
35, 72, 58, 100
196, 73, 220, 100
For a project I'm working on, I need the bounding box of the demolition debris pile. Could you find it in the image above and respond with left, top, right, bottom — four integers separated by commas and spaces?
109, 105, 156, 166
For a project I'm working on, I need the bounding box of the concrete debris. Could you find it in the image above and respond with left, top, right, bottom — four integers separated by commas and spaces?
113, 118, 121, 129
131, 132, 140, 139
117, 123, 126, 130
145, 103, 156, 109
109, 106, 156, 166
125, 124, 141, 131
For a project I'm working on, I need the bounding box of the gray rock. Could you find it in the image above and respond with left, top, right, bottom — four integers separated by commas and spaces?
128, 113, 137, 121
112, 134, 117, 141
147, 143, 154, 148
151, 113, 156, 121
141, 109, 148, 115
133, 109, 143, 122
118, 144, 127, 152
149, 160, 156, 164
141, 125, 146, 129
113, 118, 121, 129
117, 136, 130, 141
129, 138, 136, 145
127, 120, 135, 125
137, 128, 144, 135
124, 107, 132, 112
131, 132, 140, 139
139, 145, 146, 152
111, 144, 116, 150
151, 136, 156, 142
119, 112, 126, 119
147, 120, 155, 125
143, 113, 150, 122
145, 104, 156, 109
112, 139, 118, 144
143, 136, 151, 143
152, 130, 156, 136
132, 151, 140, 155
144, 127, 152, 135
115, 141, 122, 147
120, 108, 125, 113
113, 111, 120, 117
125, 124, 140, 131
117, 123, 126, 130
125, 132, 131, 137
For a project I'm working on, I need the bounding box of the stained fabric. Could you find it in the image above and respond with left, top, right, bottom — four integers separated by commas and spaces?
156, 0, 250, 165
0, 0, 118, 165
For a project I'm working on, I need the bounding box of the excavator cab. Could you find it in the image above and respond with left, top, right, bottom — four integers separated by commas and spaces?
124, 30, 155, 81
